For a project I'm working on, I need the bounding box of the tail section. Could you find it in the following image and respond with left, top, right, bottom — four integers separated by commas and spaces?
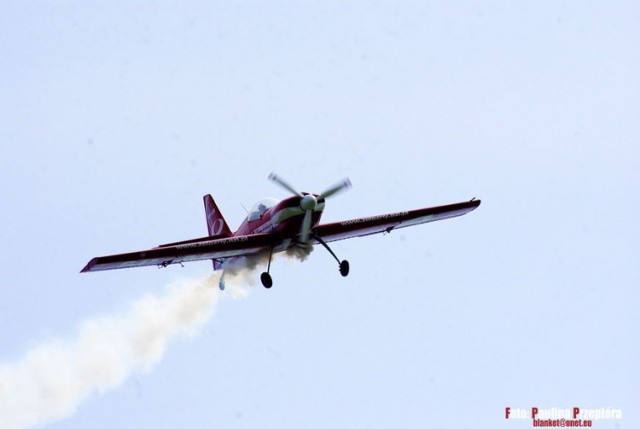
203, 194, 233, 237
204, 194, 233, 275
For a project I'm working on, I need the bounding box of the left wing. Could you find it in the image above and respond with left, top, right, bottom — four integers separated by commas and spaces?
81, 232, 275, 272
313, 199, 480, 243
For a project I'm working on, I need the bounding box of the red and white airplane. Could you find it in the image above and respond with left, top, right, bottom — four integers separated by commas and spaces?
81, 174, 480, 290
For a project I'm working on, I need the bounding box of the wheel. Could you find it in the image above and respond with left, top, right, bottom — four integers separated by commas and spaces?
339, 260, 350, 277
260, 272, 273, 288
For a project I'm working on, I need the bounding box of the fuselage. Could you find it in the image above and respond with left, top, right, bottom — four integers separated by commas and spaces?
235, 194, 325, 241
216, 194, 326, 284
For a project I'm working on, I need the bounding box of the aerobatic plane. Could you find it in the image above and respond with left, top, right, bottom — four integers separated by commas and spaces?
81, 174, 481, 290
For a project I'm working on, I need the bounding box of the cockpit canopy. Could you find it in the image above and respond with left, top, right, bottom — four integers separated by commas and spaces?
248, 197, 279, 222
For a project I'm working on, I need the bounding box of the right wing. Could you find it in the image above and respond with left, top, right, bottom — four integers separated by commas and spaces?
313, 199, 480, 243
81, 233, 275, 273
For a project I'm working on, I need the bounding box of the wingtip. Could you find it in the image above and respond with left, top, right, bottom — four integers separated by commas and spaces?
80, 258, 96, 273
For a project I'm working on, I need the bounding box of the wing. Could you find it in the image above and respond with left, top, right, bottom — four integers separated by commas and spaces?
313, 199, 480, 243
81, 233, 275, 272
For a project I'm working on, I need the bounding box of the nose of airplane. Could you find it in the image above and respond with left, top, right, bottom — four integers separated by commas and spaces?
300, 194, 317, 211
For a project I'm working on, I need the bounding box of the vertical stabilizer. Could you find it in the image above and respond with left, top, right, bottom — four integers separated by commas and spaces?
203, 195, 233, 238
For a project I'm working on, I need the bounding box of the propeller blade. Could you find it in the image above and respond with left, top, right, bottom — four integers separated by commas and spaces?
300, 209, 313, 243
319, 178, 352, 199
268, 173, 302, 197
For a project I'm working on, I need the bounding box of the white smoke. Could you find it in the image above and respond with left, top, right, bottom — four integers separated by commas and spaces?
0, 272, 247, 429
222, 246, 314, 290
286, 242, 314, 262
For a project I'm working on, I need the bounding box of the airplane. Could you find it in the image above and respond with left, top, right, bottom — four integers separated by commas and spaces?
81, 174, 481, 290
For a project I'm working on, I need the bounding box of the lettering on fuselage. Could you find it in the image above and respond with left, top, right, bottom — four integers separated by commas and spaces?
254, 221, 274, 233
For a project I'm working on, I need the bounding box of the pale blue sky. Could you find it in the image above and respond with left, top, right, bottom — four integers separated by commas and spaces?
1, 1, 638, 428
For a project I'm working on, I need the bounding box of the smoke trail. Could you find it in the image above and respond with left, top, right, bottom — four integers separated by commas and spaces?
286, 243, 314, 262
0, 272, 244, 429
221, 246, 313, 290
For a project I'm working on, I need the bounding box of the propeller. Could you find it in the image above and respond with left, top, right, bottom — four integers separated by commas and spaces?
268, 173, 303, 197
268, 173, 352, 243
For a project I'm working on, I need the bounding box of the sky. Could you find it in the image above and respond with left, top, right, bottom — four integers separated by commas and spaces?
1, 1, 638, 428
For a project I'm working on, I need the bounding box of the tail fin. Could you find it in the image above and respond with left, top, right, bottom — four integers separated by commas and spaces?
203, 194, 233, 237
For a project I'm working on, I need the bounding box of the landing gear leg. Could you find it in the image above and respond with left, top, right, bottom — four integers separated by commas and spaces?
312, 234, 350, 277
219, 271, 226, 291
261, 246, 274, 288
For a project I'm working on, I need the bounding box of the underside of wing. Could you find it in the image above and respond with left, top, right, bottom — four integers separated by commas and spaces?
313, 199, 480, 243
81, 233, 275, 272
